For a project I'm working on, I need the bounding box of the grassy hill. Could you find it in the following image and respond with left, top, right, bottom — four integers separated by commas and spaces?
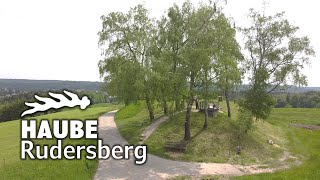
236, 108, 320, 179
0, 103, 122, 180
115, 102, 320, 179
114, 101, 164, 144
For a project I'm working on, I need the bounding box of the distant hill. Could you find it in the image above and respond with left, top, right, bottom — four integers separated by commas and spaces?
235, 85, 320, 93
0, 79, 318, 93
0, 79, 103, 91
286, 86, 320, 93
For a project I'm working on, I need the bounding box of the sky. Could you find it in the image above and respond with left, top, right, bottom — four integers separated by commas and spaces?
0, 0, 319, 86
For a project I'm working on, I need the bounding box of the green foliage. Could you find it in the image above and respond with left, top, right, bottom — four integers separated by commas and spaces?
98, 4, 157, 119
0, 99, 27, 122
213, 15, 243, 92
240, 87, 275, 120
98, 0, 244, 124
274, 91, 320, 108
274, 97, 287, 108
235, 107, 254, 142
242, 9, 314, 90
240, 8, 314, 120
0, 91, 114, 123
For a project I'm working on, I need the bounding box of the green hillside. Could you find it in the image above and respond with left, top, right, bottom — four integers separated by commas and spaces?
0, 104, 121, 180
115, 102, 320, 179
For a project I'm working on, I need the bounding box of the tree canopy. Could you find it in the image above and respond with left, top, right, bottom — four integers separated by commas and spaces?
98, 1, 314, 141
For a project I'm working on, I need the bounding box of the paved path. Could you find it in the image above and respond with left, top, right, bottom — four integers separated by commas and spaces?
140, 116, 169, 144
94, 111, 274, 180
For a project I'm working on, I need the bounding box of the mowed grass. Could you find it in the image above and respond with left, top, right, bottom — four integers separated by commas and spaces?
236, 108, 320, 179
0, 103, 122, 180
156, 107, 320, 180
145, 102, 285, 165
115, 101, 320, 179
115, 101, 163, 145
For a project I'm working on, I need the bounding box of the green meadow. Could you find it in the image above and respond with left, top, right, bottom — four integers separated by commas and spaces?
236, 108, 320, 179
1, 101, 319, 179
0, 104, 122, 180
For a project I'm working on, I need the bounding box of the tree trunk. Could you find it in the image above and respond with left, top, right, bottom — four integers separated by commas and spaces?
175, 99, 180, 111
124, 99, 129, 106
145, 95, 155, 121
184, 73, 194, 141
203, 70, 209, 129
203, 100, 208, 129
184, 101, 192, 140
225, 90, 231, 118
180, 100, 185, 110
163, 98, 168, 115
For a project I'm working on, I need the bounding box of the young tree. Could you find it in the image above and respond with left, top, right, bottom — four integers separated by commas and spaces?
241, 9, 315, 119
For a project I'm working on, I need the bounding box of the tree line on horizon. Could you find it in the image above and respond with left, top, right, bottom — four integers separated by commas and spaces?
0, 90, 114, 122
98, 1, 314, 140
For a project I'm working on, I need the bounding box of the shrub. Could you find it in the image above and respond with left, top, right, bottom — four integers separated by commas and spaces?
235, 107, 254, 143
0, 99, 27, 122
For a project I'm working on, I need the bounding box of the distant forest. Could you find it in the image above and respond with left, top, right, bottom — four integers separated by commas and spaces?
0, 79, 113, 123
0, 79, 319, 123
0, 79, 103, 91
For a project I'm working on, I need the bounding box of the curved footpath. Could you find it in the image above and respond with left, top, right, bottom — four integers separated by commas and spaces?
94, 111, 275, 180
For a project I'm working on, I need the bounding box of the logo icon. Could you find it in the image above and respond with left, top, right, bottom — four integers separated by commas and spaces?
21, 90, 90, 117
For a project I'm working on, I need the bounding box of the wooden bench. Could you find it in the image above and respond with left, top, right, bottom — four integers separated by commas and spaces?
164, 141, 187, 152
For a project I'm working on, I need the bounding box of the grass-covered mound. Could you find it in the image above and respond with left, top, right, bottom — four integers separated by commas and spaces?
0, 104, 121, 180
145, 106, 285, 165
114, 102, 286, 165
237, 108, 320, 179
171, 108, 320, 179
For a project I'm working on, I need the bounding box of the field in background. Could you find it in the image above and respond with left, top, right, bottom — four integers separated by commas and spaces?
0, 103, 122, 180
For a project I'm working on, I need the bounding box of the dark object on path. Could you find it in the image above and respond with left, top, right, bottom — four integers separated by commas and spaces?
165, 141, 188, 152
207, 103, 219, 117
267, 139, 274, 145
198, 101, 219, 117
236, 145, 241, 155
195, 99, 199, 109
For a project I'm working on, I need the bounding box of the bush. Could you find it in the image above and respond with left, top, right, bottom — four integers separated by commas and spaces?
240, 87, 275, 120
0, 99, 27, 122
274, 98, 287, 108
235, 107, 254, 143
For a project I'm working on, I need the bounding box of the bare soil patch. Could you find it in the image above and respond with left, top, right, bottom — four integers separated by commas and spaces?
290, 123, 320, 130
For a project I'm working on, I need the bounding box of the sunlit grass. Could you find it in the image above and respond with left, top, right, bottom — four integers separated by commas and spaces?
0, 104, 122, 180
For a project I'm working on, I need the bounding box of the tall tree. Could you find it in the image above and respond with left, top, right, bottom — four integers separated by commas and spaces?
213, 15, 243, 118
176, 2, 221, 140
153, 3, 192, 113
98, 5, 157, 121
241, 9, 315, 119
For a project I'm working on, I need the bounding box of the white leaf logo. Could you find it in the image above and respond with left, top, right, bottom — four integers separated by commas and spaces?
21, 90, 91, 117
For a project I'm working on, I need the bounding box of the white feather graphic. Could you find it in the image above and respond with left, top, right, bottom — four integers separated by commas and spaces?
21, 90, 91, 117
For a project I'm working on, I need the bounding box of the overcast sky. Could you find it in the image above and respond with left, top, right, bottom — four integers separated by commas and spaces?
0, 0, 319, 86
